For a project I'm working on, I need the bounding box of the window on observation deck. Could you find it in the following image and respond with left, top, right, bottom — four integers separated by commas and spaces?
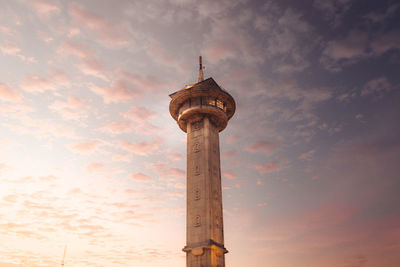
216, 99, 224, 110
191, 97, 200, 106
207, 97, 215, 106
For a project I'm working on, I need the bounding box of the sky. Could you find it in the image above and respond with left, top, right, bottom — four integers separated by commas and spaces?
0, 0, 399, 266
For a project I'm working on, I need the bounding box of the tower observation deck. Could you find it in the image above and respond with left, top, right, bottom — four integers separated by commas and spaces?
169, 57, 236, 267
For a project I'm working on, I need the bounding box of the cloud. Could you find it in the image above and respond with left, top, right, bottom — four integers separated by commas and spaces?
165, 168, 185, 179
22, 69, 70, 93
299, 149, 316, 161
222, 150, 236, 159
321, 30, 368, 71
246, 141, 276, 154
3, 194, 18, 203
174, 183, 185, 189
361, 77, 394, 97
371, 30, 400, 56
87, 71, 159, 104
68, 140, 102, 154
49, 97, 87, 120
102, 122, 133, 135
202, 16, 264, 65
259, 6, 315, 73
123, 105, 156, 123
313, 0, 352, 27
69, 6, 129, 47
32, 0, 60, 16
118, 138, 161, 156
86, 162, 105, 173
364, 3, 400, 23
120, 105, 159, 135
253, 161, 281, 174
166, 153, 183, 162
0, 40, 35, 62
0, 82, 22, 103
0, 25, 16, 36
130, 172, 152, 182
58, 41, 108, 80
38, 175, 57, 182
321, 28, 400, 72
223, 171, 236, 179
112, 154, 131, 162
148, 42, 187, 73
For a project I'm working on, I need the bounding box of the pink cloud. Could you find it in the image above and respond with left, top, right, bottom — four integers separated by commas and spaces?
222, 150, 236, 159
22, 69, 70, 93
3, 194, 18, 203
174, 183, 185, 189
165, 168, 185, 179
58, 41, 108, 80
86, 162, 105, 173
0, 25, 16, 36
0, 82, 22, 102
130, 172, 152, 182
68, 140, 102, 154
148, 43, 187, 73
166, 153, 183, 162
32, 0, 60, 16
204, 41, 236, 63
163, 192, 184, 198
112, 154, 130, 162
226, 135, 239, 144
88, 71, 167, 104
58, 41, 90, 58
102, 122, 133, 135
223, 171, 236, 179
38, 175, 57, 182
49, 97, 86, 120
69, 6, 129, 47
89, 80, 138, 104
118, 139, 161, 156
253, 161, 281, 174
81, 57, 108, 80
124, 189, 141, 195
298, 149, 316, 161
0, 40, 35, 62
257, 178, 263, 185
246, 141, 276, 154
123, 105, 156, 123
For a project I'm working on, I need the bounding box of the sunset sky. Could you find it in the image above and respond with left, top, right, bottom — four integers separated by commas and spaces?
0, 0, 399, 266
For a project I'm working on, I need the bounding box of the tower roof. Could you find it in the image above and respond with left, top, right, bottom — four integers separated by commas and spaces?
169, 77, 236, 123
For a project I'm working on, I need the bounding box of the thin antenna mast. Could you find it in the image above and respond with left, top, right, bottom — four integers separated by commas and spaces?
61, 245, 67, 267
198, 56, 204, 82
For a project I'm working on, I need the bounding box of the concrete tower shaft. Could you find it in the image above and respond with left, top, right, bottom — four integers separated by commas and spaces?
169, 77, 235, 267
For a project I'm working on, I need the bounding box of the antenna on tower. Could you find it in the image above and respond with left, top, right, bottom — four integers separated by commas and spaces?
198, 56, 204, 82
61, 245, 67, 267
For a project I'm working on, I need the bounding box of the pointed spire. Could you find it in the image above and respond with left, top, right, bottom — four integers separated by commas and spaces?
198, 56, 204, 82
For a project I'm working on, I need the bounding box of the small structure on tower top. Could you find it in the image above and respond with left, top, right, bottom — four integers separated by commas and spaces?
198, 55, 204, 82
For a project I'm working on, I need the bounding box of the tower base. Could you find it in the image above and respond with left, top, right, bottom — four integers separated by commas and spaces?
183, 239, 228, 267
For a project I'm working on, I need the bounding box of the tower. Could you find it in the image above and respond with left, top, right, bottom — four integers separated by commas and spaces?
169, 57, 236, 267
